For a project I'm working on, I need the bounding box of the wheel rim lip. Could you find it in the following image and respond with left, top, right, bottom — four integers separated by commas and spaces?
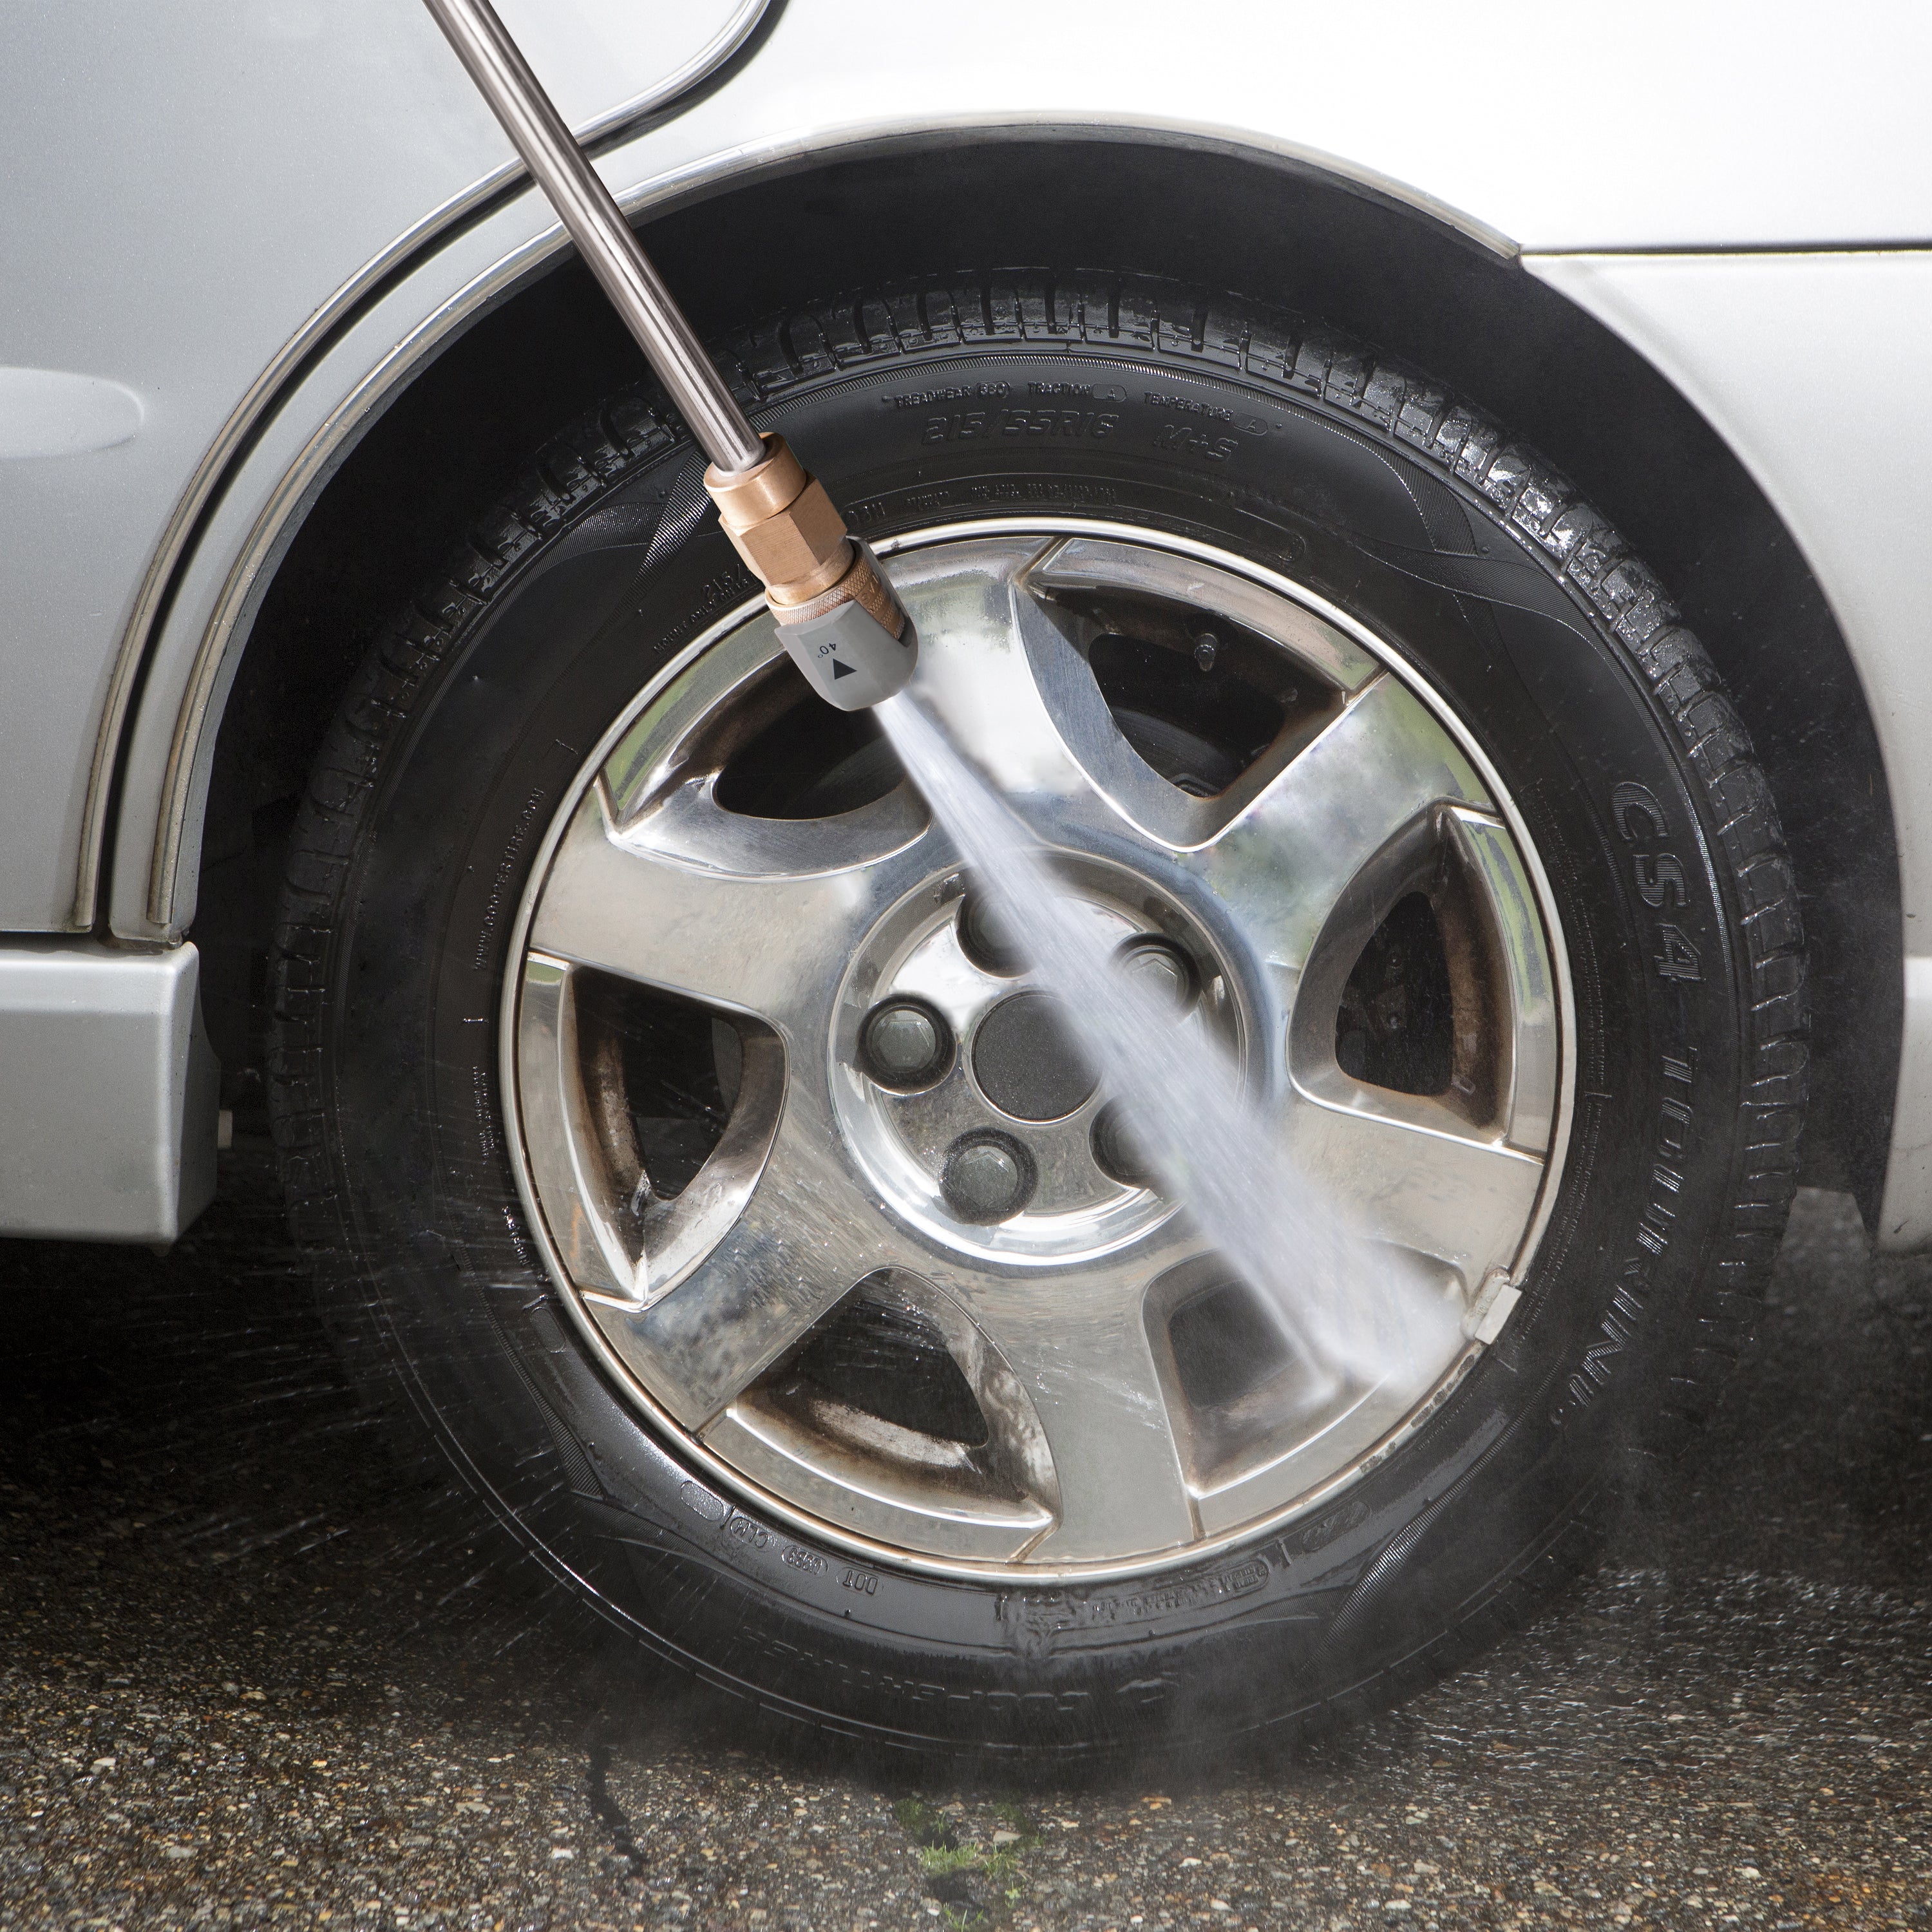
498, 515, 1578, 1585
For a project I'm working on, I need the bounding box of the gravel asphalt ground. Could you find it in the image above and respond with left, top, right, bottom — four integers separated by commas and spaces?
1, 1152, 1927, 1931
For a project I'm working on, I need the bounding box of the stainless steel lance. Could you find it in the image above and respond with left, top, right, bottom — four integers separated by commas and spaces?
421, 0, 915, 708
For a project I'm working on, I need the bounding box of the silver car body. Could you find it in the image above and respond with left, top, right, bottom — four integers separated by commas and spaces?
3, 0, 1929, 1242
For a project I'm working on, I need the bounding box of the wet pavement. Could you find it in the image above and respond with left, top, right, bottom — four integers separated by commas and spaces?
1, 1151, 1928, 1930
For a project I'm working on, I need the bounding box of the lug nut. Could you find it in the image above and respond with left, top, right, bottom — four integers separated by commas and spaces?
1116, 937, 1197, 1013
860, 999, 952, 1090
957, 890, 1028, 976
941, 1133, 1036, 1223
1092, 1101, 1158, 1189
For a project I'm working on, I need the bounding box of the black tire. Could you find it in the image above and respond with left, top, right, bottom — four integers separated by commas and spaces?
269, 270, 1805, 1756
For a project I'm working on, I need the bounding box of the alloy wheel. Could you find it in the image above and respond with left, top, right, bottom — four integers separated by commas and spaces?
505, 524, 1571, 1580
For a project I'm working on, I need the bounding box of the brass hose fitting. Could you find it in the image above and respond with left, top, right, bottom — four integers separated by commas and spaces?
706, 436, 916, 710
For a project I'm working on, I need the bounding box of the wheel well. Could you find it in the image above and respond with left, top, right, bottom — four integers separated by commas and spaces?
195, 133, 1899, 1217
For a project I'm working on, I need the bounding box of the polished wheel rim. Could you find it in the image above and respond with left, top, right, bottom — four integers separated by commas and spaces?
504, 523, 1572, 1580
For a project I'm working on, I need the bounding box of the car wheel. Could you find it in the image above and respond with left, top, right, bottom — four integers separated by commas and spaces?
270, 269, 1804, 1754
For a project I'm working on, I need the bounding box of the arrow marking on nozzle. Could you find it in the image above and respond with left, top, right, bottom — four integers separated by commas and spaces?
831, 658, 856, 679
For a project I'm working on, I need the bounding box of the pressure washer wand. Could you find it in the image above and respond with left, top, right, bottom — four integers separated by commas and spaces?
422, 0, 915, 710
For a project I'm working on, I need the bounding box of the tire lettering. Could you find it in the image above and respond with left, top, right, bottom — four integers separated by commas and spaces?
1633, 853, 1687, 907
922, 408, 1117, 444
1612, 781, 1703, 983
1153, 421, 1240, 463
1655, 922, 1703, 983
757, 1638, 1155, 1715
1557, 1052, 1698, 1420
1611, 781, 1667, 843
882, 383, 1009, 410
1578, 1311, 1631, 1387
1142, 390, 1234, 421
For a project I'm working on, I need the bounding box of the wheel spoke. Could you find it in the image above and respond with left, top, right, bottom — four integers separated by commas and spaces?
528, 784, 922, 1038
900, 541, 1138, 836
1190, 674, 1492, 986
591, 1088, 917, 1430
902, 533, 1276, 855
1283, 1094, 1544, 1292
1020, 533, 1385, 843
943, 1264, 1199, 1562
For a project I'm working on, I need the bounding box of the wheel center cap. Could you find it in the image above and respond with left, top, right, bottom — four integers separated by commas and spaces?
829, 858, 1238, 1265
971, 992, 1097, 1121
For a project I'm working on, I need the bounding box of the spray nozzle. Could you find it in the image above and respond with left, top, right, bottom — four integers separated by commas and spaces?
706, 436, 916, 711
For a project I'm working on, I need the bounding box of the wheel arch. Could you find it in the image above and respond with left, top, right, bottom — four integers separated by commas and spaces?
156, 131, 1894, 1215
